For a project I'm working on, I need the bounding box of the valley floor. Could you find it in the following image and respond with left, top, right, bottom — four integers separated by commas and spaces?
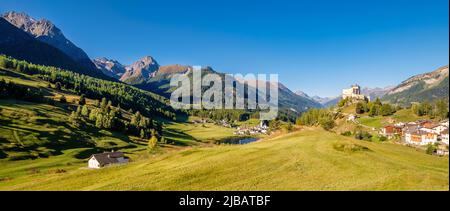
0, 128, 448, 190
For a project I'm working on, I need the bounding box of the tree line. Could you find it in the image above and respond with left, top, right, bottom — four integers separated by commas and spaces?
68, 97, 163, 140
411, 100, 448, 120
296, 108, 336, 131
0, 79, 46, 102
0, 55, 183, 121
353, 98, 398, 116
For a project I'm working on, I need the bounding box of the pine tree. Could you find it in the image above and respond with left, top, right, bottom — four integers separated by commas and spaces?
76, 106, 82, 115
368, 104, 380, 117
68, 111, 80, 127
374, 98, 382, 106
94, 100, 100, 107
435, 100, 449, 120
55, 82, 62, 91
81, 105, 89, 116
59, 95, 67, 103
100, 98, 108, 110
79, 94, 86, 105
148, 135, 158, 151
95, 113, 103, 128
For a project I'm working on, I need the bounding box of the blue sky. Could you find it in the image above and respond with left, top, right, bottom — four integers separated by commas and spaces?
1, 0, 448, 97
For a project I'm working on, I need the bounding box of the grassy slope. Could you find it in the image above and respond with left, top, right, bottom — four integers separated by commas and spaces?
1, 128, 447, 190
340, 103, 431, 130
164, 120, 237, 145
0, 69, 156, 163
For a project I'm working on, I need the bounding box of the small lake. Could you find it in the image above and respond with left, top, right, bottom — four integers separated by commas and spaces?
219, 137, 259, 145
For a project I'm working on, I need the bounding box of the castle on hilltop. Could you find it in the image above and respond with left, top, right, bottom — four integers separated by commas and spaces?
342, 84, 369, 101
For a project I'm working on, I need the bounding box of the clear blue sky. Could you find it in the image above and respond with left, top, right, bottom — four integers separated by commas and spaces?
1, 0, 448, 97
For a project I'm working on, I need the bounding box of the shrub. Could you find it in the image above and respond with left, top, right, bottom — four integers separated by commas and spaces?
354, 131, 373, 141
319, 118, 335, 131
53, 169, 67, 174
378, 135, 388, 142
341, 131, 352, 136
355, 102, 366, 114
426, 144, 437, 155
283, 123, 294, 132
333, 143, 370, 153
28, 168, 40, 175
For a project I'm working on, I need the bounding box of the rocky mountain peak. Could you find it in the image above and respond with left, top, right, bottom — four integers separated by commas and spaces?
295, 90, 311, 98
2, 11, 97, 72
119, 56, 160, 84
93, 57, 126, 79
130, 56, 159, 70
2, 11, 60, 38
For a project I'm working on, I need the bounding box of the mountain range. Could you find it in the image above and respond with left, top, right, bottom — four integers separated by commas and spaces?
0, 11, 323, 114
93, 54, 322, 115
1, 11, 448, 112
382, 65, 449, 105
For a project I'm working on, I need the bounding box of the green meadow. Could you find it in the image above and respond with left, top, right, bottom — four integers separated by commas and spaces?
0, 128, 448, 190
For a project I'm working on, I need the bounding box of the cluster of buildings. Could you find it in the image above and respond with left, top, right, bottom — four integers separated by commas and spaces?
191, 118, 210, 124
217, 119, 233, 128
380, 120, 449, 155
234, 121, 269, 135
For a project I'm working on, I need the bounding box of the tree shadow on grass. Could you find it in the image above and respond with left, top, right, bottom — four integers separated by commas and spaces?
0, 114, 142, 160
163, 128, 198, 146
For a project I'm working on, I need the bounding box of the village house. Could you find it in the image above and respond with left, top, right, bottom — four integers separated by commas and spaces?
191, 119, 208, 124
431, 124, 448, 134
436, 144, 449, 156
217, 119, 232, 128
417, 120, 434, 128
380, 125, 403, 139
88, 151, 129, 169
234, 121, 269, 135
404, 129, 438, 146
347, 114, 357, 122
384, 119, 449, 148
401, 122, 420, 136
441, 129, 449, 145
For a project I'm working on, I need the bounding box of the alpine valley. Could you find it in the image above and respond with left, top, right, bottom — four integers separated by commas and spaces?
0, 11, 448, 191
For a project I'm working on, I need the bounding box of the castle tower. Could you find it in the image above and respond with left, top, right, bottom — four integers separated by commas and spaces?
351, 84, 361, 95
342, 84, 365, 100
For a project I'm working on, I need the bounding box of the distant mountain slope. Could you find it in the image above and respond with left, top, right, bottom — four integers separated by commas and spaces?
361, 86, 393, 100
2, 12, 98, 72
278, 85, 322, 113
382, 65, 449, 105
141, 64, 322, 113
93, 57, 126, 79
318, 96, 341, 107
